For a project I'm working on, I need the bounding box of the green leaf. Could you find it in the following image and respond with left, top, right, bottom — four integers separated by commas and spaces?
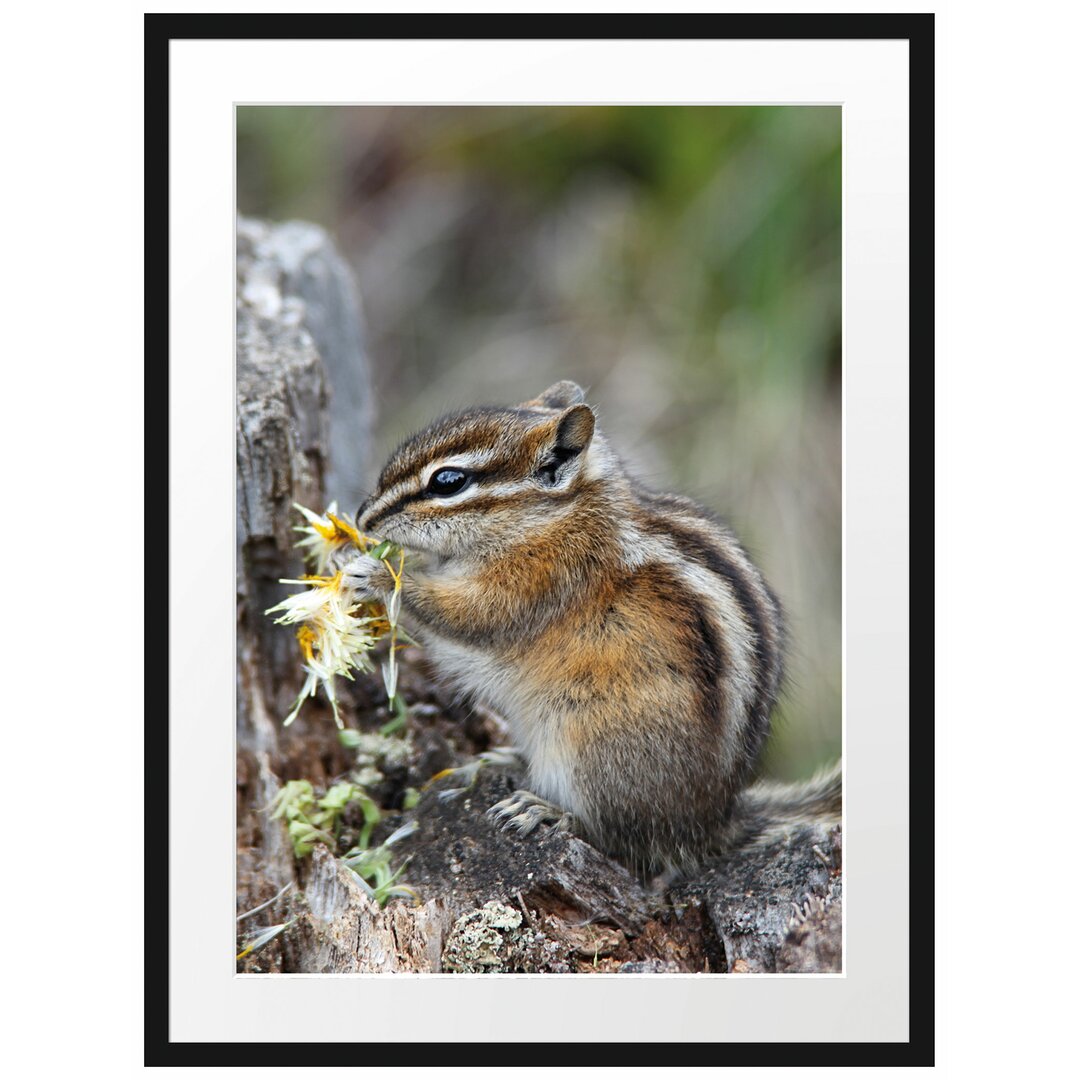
269, 780, 315, 821
380, 693, 409, 735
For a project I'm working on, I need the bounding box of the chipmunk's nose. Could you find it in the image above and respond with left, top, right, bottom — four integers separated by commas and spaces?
355, 497, 372, 533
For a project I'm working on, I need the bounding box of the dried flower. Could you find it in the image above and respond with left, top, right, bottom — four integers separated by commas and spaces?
292, 500, 362, 575
265, 503, 408, 729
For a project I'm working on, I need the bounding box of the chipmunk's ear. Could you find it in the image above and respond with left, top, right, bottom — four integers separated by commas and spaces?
523, 380, 587, 409
555, 403, 595, 452
534, 403, 595, 486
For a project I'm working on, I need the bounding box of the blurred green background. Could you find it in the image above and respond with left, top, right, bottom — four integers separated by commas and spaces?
237, 105, 841, 781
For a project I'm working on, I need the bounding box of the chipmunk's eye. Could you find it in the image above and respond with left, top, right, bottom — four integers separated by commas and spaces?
427, 468, 472, 496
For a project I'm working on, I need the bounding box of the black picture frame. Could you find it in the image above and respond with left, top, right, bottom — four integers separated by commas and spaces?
146, 12, 934, 1067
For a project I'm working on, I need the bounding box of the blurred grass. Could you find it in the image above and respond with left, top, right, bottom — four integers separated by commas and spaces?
238, 105, 841, 781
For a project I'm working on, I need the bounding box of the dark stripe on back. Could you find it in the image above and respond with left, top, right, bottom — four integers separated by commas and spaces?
636, 508, 780, 742
637, 487, 786, 690
690, 604, 725, 735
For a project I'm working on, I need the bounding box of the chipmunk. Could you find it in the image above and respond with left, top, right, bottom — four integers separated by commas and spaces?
337, 381, 840, 876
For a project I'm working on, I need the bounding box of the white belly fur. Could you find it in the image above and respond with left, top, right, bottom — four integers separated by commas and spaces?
422, 635, 580, 816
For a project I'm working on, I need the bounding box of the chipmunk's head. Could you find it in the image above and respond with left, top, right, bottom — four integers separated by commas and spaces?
357, 381, 603, 558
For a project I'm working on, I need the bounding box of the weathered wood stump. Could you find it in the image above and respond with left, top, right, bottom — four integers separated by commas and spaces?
235, 217, 842, 974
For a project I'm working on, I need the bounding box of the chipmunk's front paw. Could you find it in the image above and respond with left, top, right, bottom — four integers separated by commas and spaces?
332, 550, 395, 598
487, 790, 574, 837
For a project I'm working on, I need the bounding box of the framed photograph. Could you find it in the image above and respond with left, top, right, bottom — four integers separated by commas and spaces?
151, 13, 932, 1064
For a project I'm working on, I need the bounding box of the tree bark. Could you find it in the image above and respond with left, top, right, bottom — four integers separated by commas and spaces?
236, 217, 367, 949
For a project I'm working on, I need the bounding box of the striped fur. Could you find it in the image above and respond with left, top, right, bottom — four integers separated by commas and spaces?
351, 382, 838, 875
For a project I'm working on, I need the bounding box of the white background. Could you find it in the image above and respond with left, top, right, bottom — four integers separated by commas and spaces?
1, 0, 1076, 1075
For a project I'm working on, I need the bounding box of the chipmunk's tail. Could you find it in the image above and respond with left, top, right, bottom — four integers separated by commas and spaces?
722, 760, 843, 851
